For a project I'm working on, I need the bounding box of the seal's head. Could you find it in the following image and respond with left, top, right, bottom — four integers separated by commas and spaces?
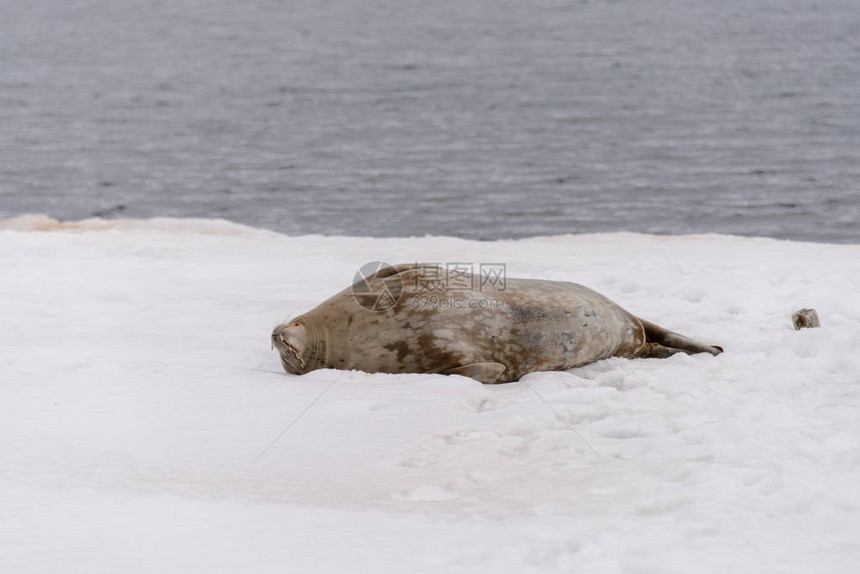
271, 321, 318, 374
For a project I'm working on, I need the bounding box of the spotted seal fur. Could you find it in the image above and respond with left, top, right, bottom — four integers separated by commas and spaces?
272, 264, 722, 383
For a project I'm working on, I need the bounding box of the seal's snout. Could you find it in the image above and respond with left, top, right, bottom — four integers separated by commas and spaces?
272, 322, 311, 375
271, 323, 288, 340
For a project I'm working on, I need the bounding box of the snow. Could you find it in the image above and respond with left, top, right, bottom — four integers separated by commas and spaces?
2, 215, 859, 573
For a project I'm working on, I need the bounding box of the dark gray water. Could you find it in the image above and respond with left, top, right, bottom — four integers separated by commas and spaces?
2, 0, 859, 242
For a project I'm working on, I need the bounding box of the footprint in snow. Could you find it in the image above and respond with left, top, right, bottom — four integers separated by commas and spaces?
393, 486, 461, 502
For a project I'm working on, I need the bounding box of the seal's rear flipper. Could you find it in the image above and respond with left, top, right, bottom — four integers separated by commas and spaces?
444, 362, 506, 384
638, 318, 723, 357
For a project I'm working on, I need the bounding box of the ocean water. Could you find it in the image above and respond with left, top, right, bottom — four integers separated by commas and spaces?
2, 0, 859, 243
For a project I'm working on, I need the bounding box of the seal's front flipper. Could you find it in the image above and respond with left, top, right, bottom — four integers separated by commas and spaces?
444, 362, 506, 384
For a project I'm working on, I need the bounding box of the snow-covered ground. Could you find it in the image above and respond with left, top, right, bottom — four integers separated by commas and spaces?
2, 215, 859, 573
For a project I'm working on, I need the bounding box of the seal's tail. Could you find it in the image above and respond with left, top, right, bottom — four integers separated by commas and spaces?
637, 317, 723, 357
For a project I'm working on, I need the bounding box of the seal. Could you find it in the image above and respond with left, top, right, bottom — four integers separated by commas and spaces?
272, 264, 723, 384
